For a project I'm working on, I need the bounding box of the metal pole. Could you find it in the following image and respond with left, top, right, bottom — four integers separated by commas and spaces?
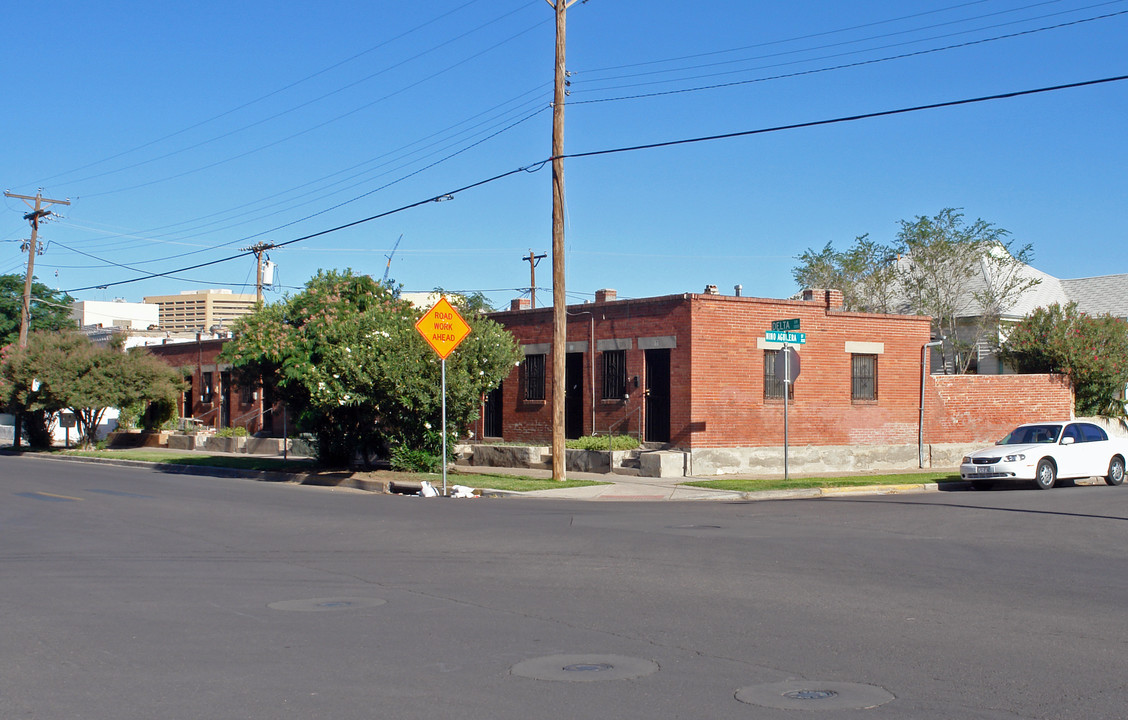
919, 339, 944, 468
783, 344, 790, 482
441, 358, 448, 496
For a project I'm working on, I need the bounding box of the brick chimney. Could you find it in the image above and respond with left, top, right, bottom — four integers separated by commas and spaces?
595, 288, 617, 303
510, 298, 531, 311
801, 288, 844, 310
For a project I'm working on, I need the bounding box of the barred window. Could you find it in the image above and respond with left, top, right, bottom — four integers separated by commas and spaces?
602, 350, 626, 399
763, 350, 794, 400
524, 354, 546, 401
851, 354, 878, 401
202, 372, 214, 403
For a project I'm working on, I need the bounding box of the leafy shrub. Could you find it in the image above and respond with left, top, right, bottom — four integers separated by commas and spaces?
215, 426, 249, 438
566, 434, 640, 451
143, 398, 178, 432
390, 445, 443, 473
116, 401, 145, 431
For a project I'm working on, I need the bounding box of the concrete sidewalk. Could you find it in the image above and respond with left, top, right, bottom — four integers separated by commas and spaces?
6, 448, 957, 502
451, 464, 952, 502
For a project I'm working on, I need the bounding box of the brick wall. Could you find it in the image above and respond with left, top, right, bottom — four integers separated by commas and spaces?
925, 373, 1073, 443
145, 339, 265, 433
490, 292, 937, 448
490, 295, 691, 443
686, 294, 932, 448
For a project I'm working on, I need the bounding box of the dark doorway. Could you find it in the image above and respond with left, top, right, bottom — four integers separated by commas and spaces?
565, 352, 585, 439
483, 384, 503, 438
645, 349, 671, 444
262, 384, 275, 434
220, 371, 232, 429
183, 376, 194, 420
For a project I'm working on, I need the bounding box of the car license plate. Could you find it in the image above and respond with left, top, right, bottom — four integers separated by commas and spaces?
976, 466, 993, 474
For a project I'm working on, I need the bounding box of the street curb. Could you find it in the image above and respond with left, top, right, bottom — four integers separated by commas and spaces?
5, 452, 388, 491
5, 451, 961, 502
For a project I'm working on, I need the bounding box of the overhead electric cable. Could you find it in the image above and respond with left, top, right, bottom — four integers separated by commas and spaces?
577, 0, 1108, 84
81, 16, 552, 198
579, 0, 1074, 77
566, 74, 1128, 159
55, 84, 551, 255
582, 0, 999, 73
54, 103, 550, 271
570, 9, 1128, 104
60, 74, 1128, 294
23, 0, 508, 186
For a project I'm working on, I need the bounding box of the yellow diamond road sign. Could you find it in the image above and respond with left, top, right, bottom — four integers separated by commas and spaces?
415, 297, 471, 359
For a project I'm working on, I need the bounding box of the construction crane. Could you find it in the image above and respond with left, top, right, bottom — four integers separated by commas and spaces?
382, 234, 404, 284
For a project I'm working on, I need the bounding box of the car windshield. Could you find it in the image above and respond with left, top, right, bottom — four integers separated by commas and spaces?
1000, 424, 1062, 445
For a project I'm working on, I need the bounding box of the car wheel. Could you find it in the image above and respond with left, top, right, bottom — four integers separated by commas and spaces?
971, 480, 994, 491
1105, 456, 1125, 486
1033, 459, 1056, 490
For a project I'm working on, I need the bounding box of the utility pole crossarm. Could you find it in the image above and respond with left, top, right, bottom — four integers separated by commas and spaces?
5, 190, 72, 348
240, 241, 276, 305
523, 249, 547, 308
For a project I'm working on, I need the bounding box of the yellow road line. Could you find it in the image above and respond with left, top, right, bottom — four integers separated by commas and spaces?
33, 492, 84, 501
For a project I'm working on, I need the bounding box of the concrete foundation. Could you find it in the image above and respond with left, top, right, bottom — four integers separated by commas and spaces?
640, 451, 688, 478
456, 441, 987, 477
466, 444, 551, 469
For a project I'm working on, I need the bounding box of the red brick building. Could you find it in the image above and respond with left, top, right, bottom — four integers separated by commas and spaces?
485, 288, 1072, 473
144, 338, 273, 435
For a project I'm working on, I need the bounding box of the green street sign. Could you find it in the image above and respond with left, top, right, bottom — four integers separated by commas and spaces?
771, 318, 801, 332
765, 330, 806, 344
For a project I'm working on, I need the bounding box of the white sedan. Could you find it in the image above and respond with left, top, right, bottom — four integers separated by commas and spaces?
960, 421, 1128, 490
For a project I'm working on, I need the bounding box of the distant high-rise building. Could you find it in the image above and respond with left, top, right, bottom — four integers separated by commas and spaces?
143, 289, 257, 332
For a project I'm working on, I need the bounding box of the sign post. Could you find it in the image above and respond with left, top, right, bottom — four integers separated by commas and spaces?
414, 297, 472, 496
767, 320, 803, 481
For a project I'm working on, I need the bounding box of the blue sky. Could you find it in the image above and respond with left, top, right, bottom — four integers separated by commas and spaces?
3, 0, 1126, 311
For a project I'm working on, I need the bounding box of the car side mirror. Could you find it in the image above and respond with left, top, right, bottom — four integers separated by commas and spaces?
1061, 436, 1075, 446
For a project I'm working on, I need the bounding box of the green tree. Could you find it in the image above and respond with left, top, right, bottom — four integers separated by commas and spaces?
997, 303, 1128, 416
793, 235, 899, 314
793, 209, 1040, 373
0, 274, 77, 347
220, 270, 521, 467
1, 332, 184, 447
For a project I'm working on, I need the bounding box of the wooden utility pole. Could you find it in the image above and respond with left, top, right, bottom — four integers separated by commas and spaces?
548, 0, 579, 481
523, 249, 546, 308
4, 190, 70, 348
241, 242, 275, 304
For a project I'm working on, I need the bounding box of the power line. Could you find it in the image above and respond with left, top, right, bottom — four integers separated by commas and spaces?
576, 0, 1083, 80
569, 8, 1128, 105
47, 101, 549, 272
580, 0, 998, 74
79, 14, 552, 199
24, 0, 518, 187
59, 73, 1128, 294
62, 164, 545, 293
565, 74, 1128, 159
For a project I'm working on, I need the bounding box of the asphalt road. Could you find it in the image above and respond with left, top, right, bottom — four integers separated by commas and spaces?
2, 453, 1126, 720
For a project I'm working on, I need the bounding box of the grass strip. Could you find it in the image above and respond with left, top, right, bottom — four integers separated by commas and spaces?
684, 472, 961, 493
437, 473, 607, 492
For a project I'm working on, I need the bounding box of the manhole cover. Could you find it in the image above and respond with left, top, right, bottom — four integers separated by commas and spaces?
736, 680, 893, 711
512, 654, 659, 682
268, 597, 387, 612
563, 663, 614, 672
784, 690, 839, 700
